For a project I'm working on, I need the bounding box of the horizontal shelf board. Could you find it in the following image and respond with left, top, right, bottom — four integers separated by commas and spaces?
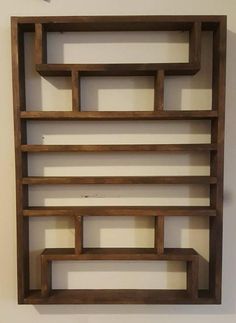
23, 206, 216, 217
20, 111, 218, 120
22, 176, 217, 185
24, 289, 214, 305
36, 63, 199, 76
41, 247, 198, 261
21, 144, 217, 153
15, 15, 226, 33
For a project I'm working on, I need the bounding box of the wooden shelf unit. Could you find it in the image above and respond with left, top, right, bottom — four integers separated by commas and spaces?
11, 15, 226, 305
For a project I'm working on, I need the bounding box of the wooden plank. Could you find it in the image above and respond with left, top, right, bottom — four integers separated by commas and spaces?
20, 110, 218, 120
21, 143, 217, 152
154, 70, 164, 111
155, 216, 164, 254
41, 256, 52, 297
71, 69, 80, 111
22, 175, 217, 185
74, 216, 83, 254
35, 23, 47, 64
209, 17, 226, 303
187, 258, 199, 299
36, 63, 199, 77
41, 247, 198, 261
13, 15, 226, 32
24, 289, 215, 305
23, 206, 216, 217
189, 22, 201, 67
11, 17, 29, 304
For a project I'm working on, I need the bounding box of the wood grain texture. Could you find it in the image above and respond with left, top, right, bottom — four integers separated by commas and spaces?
12, 15, 226, 305
24, 289, 216, 304
22, 175, 217, 185
74, 216, 83, 254
23, 206, 216, 217
21, 143, 217, 152
209, 16, 226, 303
41, 247, 198, 261
36, 63, 200, 76
11, 17, 29, 304
35, 23, 47, 64
71, 69, 80, 111
20, 110, 218, 120
12, 15, 226, 32
154, 70, 165, 111
155, 216, 164, 254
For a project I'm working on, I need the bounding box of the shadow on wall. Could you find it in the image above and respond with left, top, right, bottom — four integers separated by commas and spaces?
27, 29, 236, 314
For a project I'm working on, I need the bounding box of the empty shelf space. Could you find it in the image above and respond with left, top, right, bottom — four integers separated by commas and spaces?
23, 206, 216, 217
41, 247, 199, 261
21, 144, 217, 152
20, 111, 218, 120
22, 176, 217, 185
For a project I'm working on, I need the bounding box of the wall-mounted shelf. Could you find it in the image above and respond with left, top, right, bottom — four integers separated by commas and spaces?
11, 15, 226, 305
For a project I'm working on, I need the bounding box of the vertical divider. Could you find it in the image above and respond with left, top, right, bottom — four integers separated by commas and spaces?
189, 21, 202, 67
41, 256, 52, 297
35, 23, 47, 64
154, 70, 164, 111
187, 258, 199, 299
72, 69, 81, 111
75, 216, 83, 254
154, 216, 164, 254
11, 18, 29, 303
209, 17, 226, 302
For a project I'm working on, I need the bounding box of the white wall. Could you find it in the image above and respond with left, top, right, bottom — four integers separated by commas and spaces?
0, 1, 236, 322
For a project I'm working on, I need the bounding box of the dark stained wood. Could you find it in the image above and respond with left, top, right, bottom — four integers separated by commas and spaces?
11, 17, 29, 304
155, 216, 164, 254
39, 247, 199, 301
21, 143, 217, 152
41, 256, 52, 297
187, 258, 199, 299
189, 22, 201, 67
41, 247, 198, 260
12, 15, 226, 32
74, 216, 83, 254
154, 70, 164, 111
24, 289, 216, 305
209, 16, 226, 303
12, 15, 226, 305
23, 206, 216, 217
22, 175, 217, 185
20, 110, 218, 120
36, 63, 199, 77
71, 69, 80, 111
35, 23, 47, 64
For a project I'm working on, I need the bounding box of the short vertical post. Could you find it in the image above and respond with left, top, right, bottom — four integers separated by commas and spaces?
72, 69, 80, 111
75, 216, 83, 254
41, 256, 52, 297
154, 216, 164, 254
154, 70, 164, 111
187, 257, 199, 299
35, 23, 47, 64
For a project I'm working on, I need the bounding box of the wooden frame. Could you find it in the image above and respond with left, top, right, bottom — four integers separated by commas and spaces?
11, 15, 226, 305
